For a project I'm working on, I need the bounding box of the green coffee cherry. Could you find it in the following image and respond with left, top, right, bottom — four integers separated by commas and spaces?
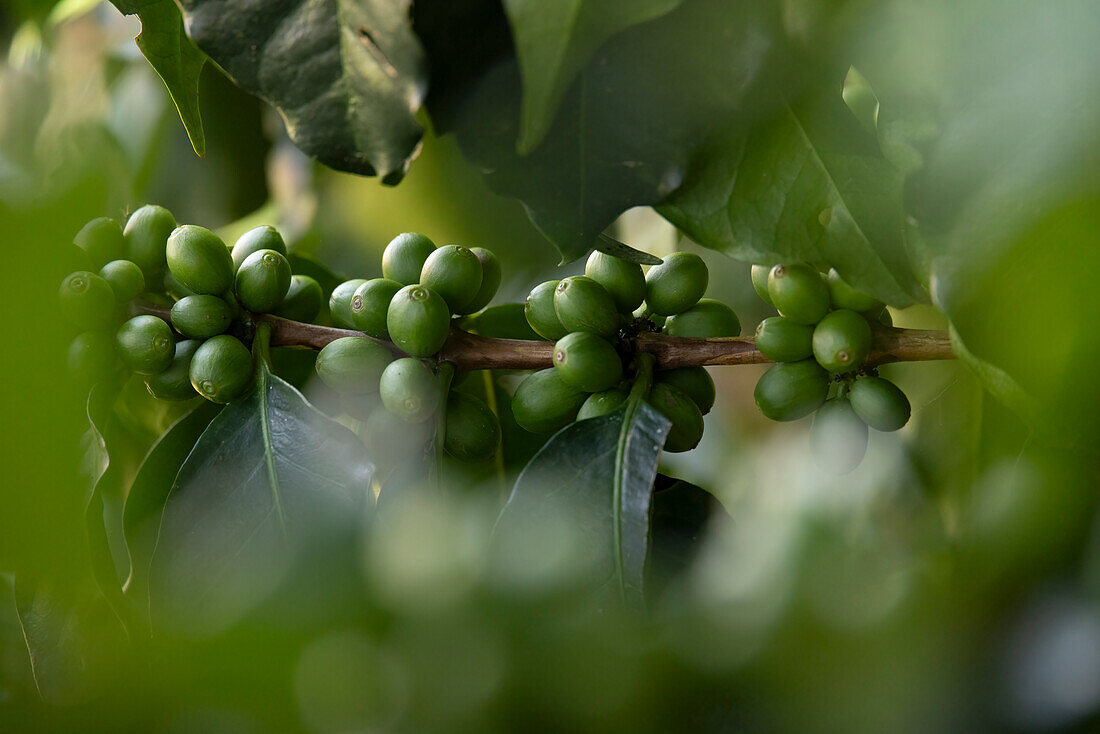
468, 303, 541, 340
387, 285, 451, 357
554, 276, 621, 337
379, 358, 439, 422
663, 299, 740, 338
755, 316, 814, 363
99, 260, 145, 302
315, 336, 393, 395
511, 368, 589, 434
74, 217, 125, 269
67, 331, 116, 384
231, 225, 287, 272
59, 271, 116, 330
525, 281, 567, 341
365, 406, 431, 470
753, 359, 829, 421
170, 295, 233, 339
465, 247, 501, 314
552, 332, 622, 392
655, 367, 715, 415
810, 398, 869, 474
577, 389, 628, 420
166, 225, 234, 295
116, 315, 174, 375
644, 252, 708, 316
329, 279, 367, 329
585, 251, 646, 314
444, 392, 500, 461
812, 309, 872, 372
145, 339, 200, 401
647, 382, 704, 453
275, 275, 323, 323
848, 375, 910, 432
350, 278, 402, 339
420, 245, 483, 313
767, 263, 829, 325
163, 270, 197, 301
123, 205, 176, 276
235, 249, 292, 313
189, 335, 253, 404
750, 264, 775, 307
826, 269, 882, 312
382, 232, 436, 285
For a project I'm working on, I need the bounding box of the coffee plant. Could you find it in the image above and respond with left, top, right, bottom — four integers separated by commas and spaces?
3, 1, 1099, 732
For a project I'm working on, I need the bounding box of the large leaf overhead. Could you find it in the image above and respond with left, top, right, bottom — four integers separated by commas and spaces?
502, 0, 683, 153
149, 361, 373, 636
178, 0, 426, 182
494, 400, 670, 605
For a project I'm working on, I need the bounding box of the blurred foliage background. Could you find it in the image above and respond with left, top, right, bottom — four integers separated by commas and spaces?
0, 1, 1098, 732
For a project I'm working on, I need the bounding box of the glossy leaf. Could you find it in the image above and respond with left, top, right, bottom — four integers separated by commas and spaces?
149, 361, 373, 636
494, 397, 670, 605
646, 476, 721, 598
594, 232, 662, 265
503, 0, 683, 152
178, 0, 426, 182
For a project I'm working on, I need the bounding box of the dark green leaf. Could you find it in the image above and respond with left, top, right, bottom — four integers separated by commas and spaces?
503, 0, 683, 153
660, 91, 927, 307
646, 476, 720, 598
494, 399, 671, 605
149, 362, 373, 636
594, 232, 662, 265
178, 0, 426, 181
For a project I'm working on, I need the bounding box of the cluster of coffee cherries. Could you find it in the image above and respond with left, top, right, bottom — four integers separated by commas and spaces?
750, 263, 911, 473
59, 207, 324, 404
517, 251, 739, 452
316, 234, 502, 470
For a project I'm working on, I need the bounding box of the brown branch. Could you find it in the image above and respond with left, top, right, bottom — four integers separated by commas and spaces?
135, 302, 954, 371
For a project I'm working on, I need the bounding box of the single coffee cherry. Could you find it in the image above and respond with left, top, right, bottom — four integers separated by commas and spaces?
753, 359, 829, 421
275, 275, 324, 323
59, 271, 116, 330
315, 336, 393, 395
645, 252, 709, 316
67, 331, 117, 384
189, 335, 253, 404
585, 251, 646, 314
99, 260, 145, 302
751, 264, 775, 307
464, 247, 501, 314
166, 225, 234, 295
655, 366, 715, 415
812, 309, 872, 372
116, 315, 174, 375
387, 285, 452, 357
511, 368, 589, 434
552, 332, 622, 392
235, 249, 292, 313
848, 375, 910, 431
170, 294, 233, 339
647, 382, 704, 453
329, 279, 367, 328
826, 268, 882, 312
524, 280, 567, 340
444, 391, 500, 462
810, 398, 869, 474
663, 299, 740, 338
755, 316, 814, 363
577, 388, 629, 420
145, 339, 200, 401
382, 232, 436, 285
123, 205, 176, 277
767, 263, 829, 325
379, 358, 439, 423
554, 276, 621, 337
468, 303, 541, 340
350, 278, 402, 339
364, 406, 432, 471
74, 217, 125, 269
231, 225, 287, 272
420, 244, 483, 313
